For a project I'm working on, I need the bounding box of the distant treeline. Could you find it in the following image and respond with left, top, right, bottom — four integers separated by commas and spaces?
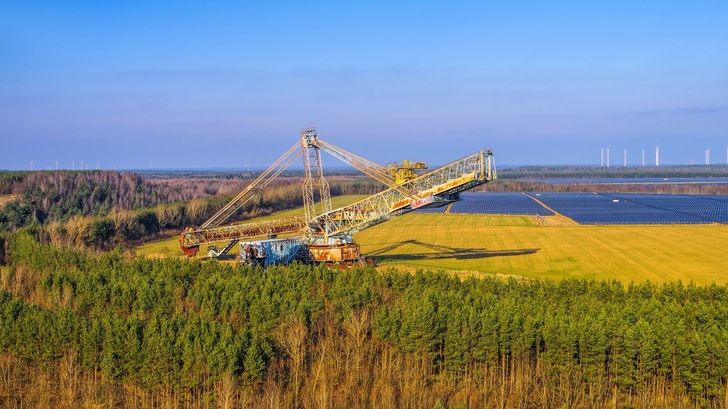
478, 179, 728, 195
0, 170, 205, 225
137, 168, 366, 180
0, 171, 30, 194
498, 165, 728, 179
0, 231, 727, 408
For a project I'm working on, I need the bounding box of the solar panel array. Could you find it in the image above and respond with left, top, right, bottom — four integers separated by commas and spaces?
526, 193, 728, 225
412, 192, 553, 215
414, 205, 447, 213
414, 192, 728, 224
604, 193, 728, 224
449, 192, 555, 215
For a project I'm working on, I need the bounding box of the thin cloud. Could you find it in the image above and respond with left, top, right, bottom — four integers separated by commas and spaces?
624, 105, 728, 116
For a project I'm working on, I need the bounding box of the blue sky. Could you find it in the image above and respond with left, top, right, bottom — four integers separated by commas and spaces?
2, 1, 727, 170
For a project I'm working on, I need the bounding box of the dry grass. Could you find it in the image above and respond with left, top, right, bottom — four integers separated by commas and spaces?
358, 213, 728, 284
0, 194, 16, 208
136, 195, 728, 284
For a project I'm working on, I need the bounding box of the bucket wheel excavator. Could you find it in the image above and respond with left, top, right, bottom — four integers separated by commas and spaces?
179, 128, 496, 266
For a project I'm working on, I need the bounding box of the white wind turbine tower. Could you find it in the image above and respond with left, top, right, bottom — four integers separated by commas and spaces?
607, 148, 610, 167
601, 149, 604, 167
624, 149, 627, 167
656, 146, 660, 166
642, 149, 645, 166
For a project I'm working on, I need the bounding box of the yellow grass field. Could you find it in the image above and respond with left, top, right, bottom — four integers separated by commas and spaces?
136, 195, 728, 284
357, 213, 728, 284
0, 194, 16, 208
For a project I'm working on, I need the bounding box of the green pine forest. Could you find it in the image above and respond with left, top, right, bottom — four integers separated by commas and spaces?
1, 231, 728, 408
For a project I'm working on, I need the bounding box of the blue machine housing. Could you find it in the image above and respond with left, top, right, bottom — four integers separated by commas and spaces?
239, 237, 311, 267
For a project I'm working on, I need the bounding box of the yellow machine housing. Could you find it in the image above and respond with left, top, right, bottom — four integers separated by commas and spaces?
386, 160, 428, 185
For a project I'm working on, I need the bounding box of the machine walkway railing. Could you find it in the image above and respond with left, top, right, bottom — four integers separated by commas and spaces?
180, 217, 306, 255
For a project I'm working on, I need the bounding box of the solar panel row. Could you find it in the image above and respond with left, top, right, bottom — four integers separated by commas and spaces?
413, 192, 554, 216
414, 206, 447, 213
450, 192, 554, 216
604, 193, 728, 224
526, 193, 727, 225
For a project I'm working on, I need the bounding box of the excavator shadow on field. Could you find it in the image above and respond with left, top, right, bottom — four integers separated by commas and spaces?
367, 239, 539, 262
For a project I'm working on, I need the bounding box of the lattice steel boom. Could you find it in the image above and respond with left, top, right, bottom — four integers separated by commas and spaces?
306, 149, 496, 240
301, 128, 332, 223
201, 142, 302, 229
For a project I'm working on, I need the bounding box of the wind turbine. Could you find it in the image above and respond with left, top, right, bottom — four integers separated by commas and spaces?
607, 148, 610, 167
